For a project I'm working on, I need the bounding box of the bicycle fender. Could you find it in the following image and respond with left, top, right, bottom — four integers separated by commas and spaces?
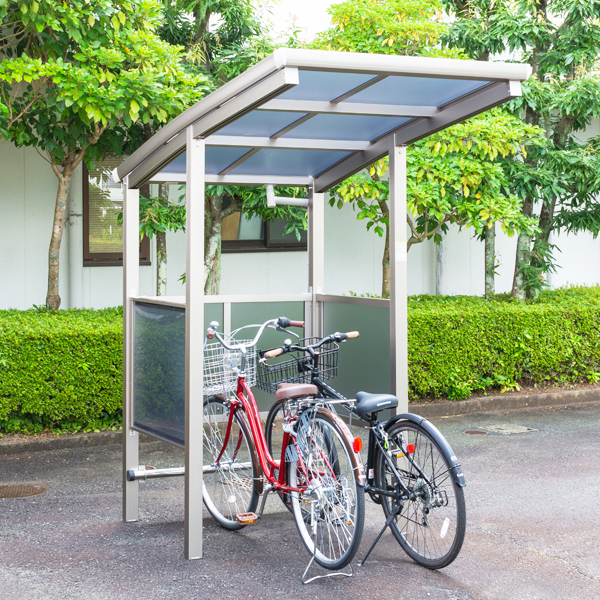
385, 413, 466, 488
317, 407, 367, 487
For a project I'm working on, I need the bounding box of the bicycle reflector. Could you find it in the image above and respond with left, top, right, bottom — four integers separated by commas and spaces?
353, 437, 363, 452
407, 443, 415, 454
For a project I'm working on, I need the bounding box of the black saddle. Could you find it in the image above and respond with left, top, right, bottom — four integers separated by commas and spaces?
354, 391, 398, 418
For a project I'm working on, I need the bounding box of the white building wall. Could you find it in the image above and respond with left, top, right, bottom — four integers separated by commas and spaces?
3, 137, 600, 310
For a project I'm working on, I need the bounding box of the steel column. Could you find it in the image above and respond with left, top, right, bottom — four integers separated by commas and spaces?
122, 179, 140, 522
389, 143, 409, 414
307, 187, 325, 339
184, 129, 205, 560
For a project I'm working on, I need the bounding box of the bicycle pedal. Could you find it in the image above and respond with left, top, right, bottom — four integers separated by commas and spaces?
236, 512, 258, 525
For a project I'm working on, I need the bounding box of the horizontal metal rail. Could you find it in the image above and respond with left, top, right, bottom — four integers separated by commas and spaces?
127, 462, 253, 481
131, 293, 312, 308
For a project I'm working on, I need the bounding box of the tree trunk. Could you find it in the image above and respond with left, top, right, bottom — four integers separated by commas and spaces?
484, 221, 495, 299
156, 183, 169, 296
511, 195, 534, 301
156, 230, 167, 296
382, 222, 390, 298
204, 222, 222, 295
46, 172, 73, 310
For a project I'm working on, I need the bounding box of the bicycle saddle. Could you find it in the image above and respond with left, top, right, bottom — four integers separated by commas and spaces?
354, 391, 398, 417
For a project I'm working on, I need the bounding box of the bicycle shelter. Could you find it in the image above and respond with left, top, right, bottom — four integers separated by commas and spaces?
114, 48, 531, 559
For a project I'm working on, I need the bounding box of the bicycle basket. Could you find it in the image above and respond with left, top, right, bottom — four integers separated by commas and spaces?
256, 337, 339, 394
203, 334, 256, 396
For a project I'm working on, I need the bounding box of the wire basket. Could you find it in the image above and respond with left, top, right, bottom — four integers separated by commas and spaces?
256, 337, 339, 394
203, 335, 256, 396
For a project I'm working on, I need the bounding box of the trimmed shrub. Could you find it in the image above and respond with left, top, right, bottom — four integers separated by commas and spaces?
2, 286, 600, 434
0, 307, 123, 434
408, 286, 600, 400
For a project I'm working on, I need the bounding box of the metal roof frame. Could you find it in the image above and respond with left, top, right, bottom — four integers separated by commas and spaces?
115, 48, 531, 192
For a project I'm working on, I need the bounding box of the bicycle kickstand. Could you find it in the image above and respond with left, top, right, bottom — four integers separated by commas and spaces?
358, 500, 401, 567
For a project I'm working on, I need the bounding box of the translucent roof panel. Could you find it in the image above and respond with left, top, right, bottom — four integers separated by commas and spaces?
345, 76, 491, 107
156, 147, 257, 175
211, 110, 308, 138
230, 149, 351, 177
281, 113, 412, 142
119, 49, 531, 190
277, 70, 379, 102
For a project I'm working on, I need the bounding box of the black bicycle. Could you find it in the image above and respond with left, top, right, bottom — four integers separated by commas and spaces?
258, 329, 466, 570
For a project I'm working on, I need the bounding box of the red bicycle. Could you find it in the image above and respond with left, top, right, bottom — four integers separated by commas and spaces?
201, 317, 366, 572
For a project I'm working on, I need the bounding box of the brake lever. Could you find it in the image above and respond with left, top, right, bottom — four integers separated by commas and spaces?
275, 325, 300, 339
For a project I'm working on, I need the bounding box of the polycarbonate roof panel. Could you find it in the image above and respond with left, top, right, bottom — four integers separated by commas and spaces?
156, 147, 256, 175
229, 149, 351, 177
125, 49, 530, 189
281, 113, 412, 142
211, 110, 308, 138
345, 76, 491, 107
278, 70, 379, 101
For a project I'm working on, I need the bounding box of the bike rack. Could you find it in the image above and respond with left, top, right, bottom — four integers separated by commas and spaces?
115, 47, 531, 564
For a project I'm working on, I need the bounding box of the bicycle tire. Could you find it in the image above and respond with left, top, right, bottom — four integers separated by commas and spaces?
287, 410, 365, 570
202, 396, 259, 530
375, 420, 466, 569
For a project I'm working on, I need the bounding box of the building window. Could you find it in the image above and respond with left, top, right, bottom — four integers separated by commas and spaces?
83, 157, 150, 266
221, 210, 307, 253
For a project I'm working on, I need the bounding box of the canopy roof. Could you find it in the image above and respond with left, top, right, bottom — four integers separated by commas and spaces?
116, 49, 531, 193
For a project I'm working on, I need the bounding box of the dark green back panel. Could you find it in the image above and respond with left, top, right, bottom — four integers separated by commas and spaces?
323, 301, 391, 399
231, 301, 305, 411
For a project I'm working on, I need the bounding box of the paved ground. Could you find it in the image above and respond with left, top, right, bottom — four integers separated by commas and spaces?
1, 402, 599, 600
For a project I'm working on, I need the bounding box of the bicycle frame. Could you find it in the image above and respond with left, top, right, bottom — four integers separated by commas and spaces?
214, 372, 308, 494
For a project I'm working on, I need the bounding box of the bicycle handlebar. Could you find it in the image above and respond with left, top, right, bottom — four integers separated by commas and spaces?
206, 316, 304, 352
260, 330, 360, 359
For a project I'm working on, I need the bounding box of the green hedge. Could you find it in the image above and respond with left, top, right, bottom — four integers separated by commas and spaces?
0, 307, 123, 434
408, 286, 600, 400
2, 286, 600, 434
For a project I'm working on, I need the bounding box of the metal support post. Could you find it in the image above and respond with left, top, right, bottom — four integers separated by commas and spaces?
389, 141, 409, 414
307, 186, 325, 339
122, 178, 140, 522
184, 129, 205, 559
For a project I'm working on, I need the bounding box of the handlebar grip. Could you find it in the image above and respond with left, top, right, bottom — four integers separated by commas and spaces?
345, 331, 359, 339
207, 327, 215, 339
289, 320, 305, 328
264, 347, 284, 359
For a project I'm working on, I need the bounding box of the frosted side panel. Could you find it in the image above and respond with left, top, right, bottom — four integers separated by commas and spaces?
132, 302, 223, 447
324, 302, 391, 400
231, 301, 304, 412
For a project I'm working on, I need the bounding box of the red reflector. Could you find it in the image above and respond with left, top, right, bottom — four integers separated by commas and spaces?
407, 443, 415, 454
353, 437, 363, 453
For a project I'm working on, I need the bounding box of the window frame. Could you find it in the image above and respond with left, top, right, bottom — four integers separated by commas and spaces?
221, 218, 307, 254
82, 164, 151, 267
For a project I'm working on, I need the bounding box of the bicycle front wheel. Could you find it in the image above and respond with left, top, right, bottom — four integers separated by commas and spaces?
203, 397, 259, 530
375, 420, 466, 569
287, 410, 365, 570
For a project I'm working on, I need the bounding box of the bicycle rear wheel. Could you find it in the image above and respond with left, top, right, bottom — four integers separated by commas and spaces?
375, 420, 466, 569
203, 397, 259, 530
287, 410, 365, 570
264, 400, 294, 510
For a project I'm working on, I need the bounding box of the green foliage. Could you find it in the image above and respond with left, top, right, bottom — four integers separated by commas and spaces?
0, 1, 208, 152
331, 109, 542, 246
441, 0, 600, 298
408, 286, 600, 400
0, 308, 123, 435
312, 0, 456, 57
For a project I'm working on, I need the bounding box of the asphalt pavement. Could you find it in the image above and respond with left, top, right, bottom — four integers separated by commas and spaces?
1, 402, 599, 600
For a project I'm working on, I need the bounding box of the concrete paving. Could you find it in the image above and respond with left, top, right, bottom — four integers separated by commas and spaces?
1, 402, 599, 600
